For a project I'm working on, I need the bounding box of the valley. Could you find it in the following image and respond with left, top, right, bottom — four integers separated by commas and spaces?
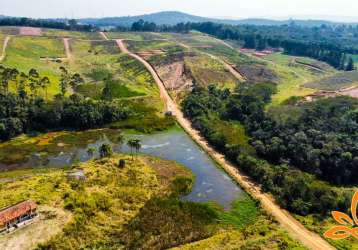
0, 23, 357, 250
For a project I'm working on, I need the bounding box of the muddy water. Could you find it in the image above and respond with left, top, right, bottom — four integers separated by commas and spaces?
0, 129, 244, 208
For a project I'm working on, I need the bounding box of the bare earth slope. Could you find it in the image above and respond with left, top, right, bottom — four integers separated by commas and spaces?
113, 35, 335, 250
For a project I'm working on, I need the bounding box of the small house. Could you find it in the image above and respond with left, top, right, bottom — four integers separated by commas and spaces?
0, 200, 37, 233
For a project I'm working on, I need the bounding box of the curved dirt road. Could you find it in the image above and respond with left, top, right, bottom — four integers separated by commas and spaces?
115, 38, 335, 250
0, 36, 10, 62
177, 41, 245, 82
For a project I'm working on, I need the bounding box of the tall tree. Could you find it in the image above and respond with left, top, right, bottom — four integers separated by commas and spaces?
28, 68, 39, 100
40, 76, 50, 99
346, 57, 355, 71
127, 139, 141, 160
59, 66, 69, 97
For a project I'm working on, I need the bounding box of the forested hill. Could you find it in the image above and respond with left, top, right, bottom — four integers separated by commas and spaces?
78, 11, 352, 27
0, 11, 356, 27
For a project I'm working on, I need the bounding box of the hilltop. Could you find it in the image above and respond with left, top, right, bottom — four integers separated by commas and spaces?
77, 11, 356, 27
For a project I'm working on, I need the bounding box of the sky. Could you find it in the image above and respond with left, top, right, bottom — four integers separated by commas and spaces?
1, 0, 358, 21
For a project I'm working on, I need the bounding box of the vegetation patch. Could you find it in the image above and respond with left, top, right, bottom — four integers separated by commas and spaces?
304, 70, 358, 90
2, 36, 66, 97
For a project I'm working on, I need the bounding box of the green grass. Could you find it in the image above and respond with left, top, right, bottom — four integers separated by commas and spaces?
295, 214, 358, 250
42, 28, 102, 39
185, 54, 238, 90
2, 36, 66, 98
0, 155, 195, 249
218, 196, 259, 229
0, 129, 120, 165
175, 196, 306, 250
126, 40, 184, 53
70, 39, 160, 103
261, 53, 326, 105
106, 80, 146, 98
105, 32, 164, 40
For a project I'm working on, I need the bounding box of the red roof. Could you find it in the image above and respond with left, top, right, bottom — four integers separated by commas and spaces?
0, 201, 37, 226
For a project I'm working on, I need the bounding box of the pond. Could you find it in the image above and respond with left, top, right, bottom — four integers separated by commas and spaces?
0, 128, 244, 209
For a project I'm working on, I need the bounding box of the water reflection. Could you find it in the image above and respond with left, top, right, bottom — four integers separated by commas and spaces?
0, 129, 244, 208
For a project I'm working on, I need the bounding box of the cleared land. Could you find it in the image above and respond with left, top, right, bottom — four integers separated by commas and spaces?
305, 70, 358, 91
69, 39, 159, 101
42, 28, 103, 40
262, 53, 334, 104
117, 39, 335, 250
19, 27, 42, 36
105, 31, 164, 40
2, 36, 66, 97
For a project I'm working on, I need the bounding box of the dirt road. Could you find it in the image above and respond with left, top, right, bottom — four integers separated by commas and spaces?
177, 41, 245, 82
0, 36, 10, 62
63, 38, 72, 63
99, 31, 109, 40
114, 38, 335, 250
206, 52, 245, 82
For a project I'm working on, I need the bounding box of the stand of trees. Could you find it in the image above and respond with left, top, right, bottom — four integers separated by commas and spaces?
182, 84, 357, 215
120, 20, 357, 70
0, 17, 96, 32
113, 19, 192, 33
189, 22, 356, 71
0, 66, 129, 141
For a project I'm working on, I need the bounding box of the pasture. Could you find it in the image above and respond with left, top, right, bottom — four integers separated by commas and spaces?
2, 36, 66, 97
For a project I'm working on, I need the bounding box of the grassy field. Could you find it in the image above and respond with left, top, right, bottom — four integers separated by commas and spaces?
262, 53, 327, 104
0, 33, 4, 53
126, 39, 184, 53
185, 54, 238, 90
69, 39, 159, 101
295, 213, 358, 250
0, 154, 193, 249
42, 29, 103, 40
2, 36, 66, 97
0, 153, 305, 249
105, 31, 164, 40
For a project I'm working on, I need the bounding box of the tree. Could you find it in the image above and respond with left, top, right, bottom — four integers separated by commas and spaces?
102, 81, 112, 101
59, 66, 69, 97
87, 147, 96, 158
127, 139, 141, 160
116, 133, 125, 150
18, 72, 28, 99
40, 76, 50, 99
99, 144, 113, 158
28, 68, 39, 100
69, 73, 84, 90
346, 57, 355, 71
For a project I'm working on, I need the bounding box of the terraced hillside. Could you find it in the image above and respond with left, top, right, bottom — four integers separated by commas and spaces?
0, 27, 348, 250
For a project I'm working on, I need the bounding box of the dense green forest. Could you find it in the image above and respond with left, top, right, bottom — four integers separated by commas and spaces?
0, 65, 129, 140
182, 84, 356, 215
125, 20, 358, 70
0, 17, 96, 31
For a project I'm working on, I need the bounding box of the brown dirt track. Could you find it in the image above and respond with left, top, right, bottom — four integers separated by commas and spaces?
113, 35, 336, 250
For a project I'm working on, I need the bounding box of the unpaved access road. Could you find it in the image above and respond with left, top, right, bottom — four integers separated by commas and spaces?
0, 36, 10, 62
63, 38, 72, 63
99, 31, 109, 40
114, 37, 335, 250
